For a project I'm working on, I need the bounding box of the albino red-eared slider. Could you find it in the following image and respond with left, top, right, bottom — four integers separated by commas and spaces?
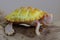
4, 7, 53, 36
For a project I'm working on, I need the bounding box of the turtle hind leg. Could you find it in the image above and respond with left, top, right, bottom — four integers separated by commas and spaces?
4, 23, 15, 36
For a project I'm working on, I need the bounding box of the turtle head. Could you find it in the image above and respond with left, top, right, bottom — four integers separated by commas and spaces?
43, 13, 53, 25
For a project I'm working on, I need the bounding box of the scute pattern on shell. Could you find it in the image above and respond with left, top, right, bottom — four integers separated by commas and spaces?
5, 7, 46, 22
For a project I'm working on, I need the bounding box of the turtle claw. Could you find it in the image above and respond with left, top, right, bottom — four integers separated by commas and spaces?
5, 29, 15, 36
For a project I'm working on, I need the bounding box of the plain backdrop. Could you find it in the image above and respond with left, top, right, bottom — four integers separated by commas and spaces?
0, 0, 60, 23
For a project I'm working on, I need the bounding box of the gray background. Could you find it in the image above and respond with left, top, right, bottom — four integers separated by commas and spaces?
0, 0, 60, 24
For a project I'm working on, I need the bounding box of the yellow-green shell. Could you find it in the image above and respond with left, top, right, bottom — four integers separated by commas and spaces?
5, 7, 46, 22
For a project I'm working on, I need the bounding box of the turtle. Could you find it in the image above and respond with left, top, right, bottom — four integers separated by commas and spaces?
4, 7, 53, 36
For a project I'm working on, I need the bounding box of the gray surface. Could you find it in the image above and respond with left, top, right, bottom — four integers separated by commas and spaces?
0, 24, 60, 40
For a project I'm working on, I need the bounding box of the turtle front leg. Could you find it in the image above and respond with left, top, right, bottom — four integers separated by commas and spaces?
35, 21, 42, 36
4, 23, 15, 35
